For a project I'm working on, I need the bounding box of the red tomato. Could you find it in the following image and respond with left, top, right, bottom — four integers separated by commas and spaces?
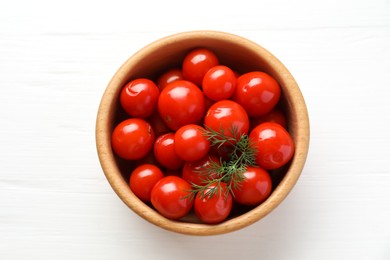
151, 176, 194, 220
204, 100, 249, 140
120, 78, 160, 118
153, 133, 184, 170
158, 80, 205, 131
202, 65, 236, 101
129, 164, 164, 202
182, 155, 219, 186
182, 48, 219, 86
174, 125, 210, 162
194, 182, 233, 224
231, 166, 272, 206
250, 108, 287, 130
233, 71, 281, 117
111, 118, 154, 160
156, 68, 183, 90
249, 122, 295, 170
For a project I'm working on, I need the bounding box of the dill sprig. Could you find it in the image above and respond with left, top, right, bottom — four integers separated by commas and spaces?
189, 126, 257, 200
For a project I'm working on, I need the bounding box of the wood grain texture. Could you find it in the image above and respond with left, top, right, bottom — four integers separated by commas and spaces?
1, 0, 389, 259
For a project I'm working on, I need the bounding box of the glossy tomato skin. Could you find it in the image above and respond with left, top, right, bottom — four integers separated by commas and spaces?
233, 71, 281, 117
194, 182, 233, 224
250, 108, 287, 130
202, 65, 236, 101
174, 125, 210, 162
157, 68, 183, 90
153, 133, 184, 170
204, 100, 249, 140
231, 166, 272, 206
111, 118, 154, 160
129, 164, 164, 202
151, 176, 194, 220
120, 78, 160, 118
182, 48, 219, 86
158, 80, 205, 131
249, 122, 295, 170
182, 155, 219, 186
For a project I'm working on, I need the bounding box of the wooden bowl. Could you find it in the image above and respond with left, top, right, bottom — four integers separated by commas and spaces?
96, 30, 310, 235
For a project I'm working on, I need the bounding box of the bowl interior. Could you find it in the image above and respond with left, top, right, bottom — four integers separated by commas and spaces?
96, 31, 309, 235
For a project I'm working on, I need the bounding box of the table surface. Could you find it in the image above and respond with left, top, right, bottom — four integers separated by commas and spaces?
1, 0, 390, 259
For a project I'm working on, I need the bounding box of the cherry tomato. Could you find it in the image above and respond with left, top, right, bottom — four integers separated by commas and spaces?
250, 108, 287, 130
157, 68, 183, 90
158, 80, 205, 131
249, 122, 294, 170
120, 78, 160, 118
231, 166, 272, 206
182, 48, 219, 86
111, 118, 154, 160
153, 133, 184, 170
182, 155, 219, 186
174, 125, 210, 162
204, 100, 249, 140
151, 176, 194, 220
202, 65, 236, 101
233, 71, 281, 117
194, 182, 233, 224
129, 164, 164, 202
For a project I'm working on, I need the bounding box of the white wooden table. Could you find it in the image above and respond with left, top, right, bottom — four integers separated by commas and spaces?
1, 0, 389, 259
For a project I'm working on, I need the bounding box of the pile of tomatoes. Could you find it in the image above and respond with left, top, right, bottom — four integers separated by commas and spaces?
111, 48, 295, 224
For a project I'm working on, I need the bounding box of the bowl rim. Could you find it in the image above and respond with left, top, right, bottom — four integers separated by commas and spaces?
96, 30, 310, 236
